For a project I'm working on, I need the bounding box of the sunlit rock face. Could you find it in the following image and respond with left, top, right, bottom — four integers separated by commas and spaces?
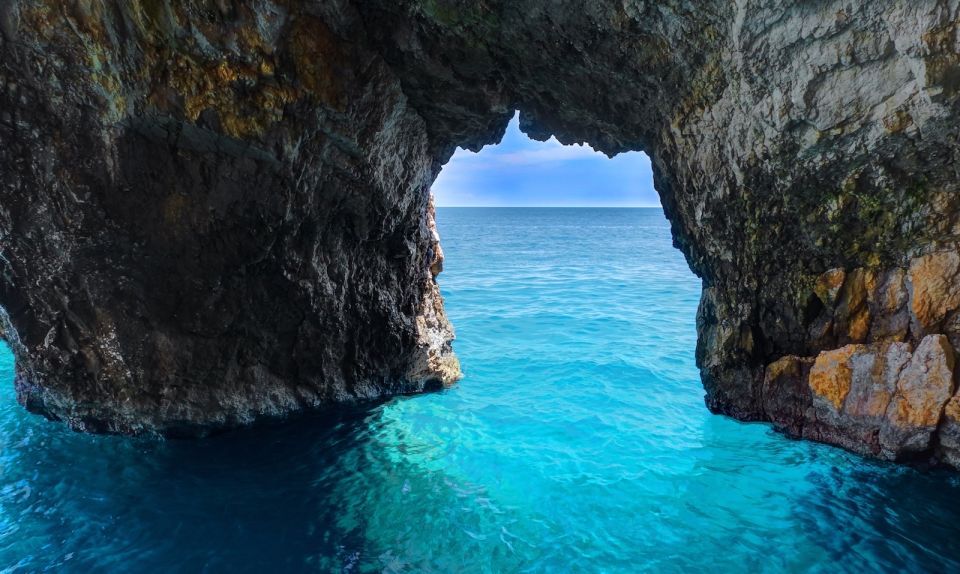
2, 0, 960, 464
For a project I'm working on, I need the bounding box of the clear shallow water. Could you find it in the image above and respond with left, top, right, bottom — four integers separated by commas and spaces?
1, 208, 959, 573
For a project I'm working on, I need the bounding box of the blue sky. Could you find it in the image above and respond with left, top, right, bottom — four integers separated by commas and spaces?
432, 113, 658, 207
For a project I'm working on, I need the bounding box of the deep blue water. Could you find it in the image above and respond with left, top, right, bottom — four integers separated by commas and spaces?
1, 207, 960, 572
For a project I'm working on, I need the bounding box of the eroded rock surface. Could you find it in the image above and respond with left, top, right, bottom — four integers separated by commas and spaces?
0, 0, 462, 434
776, 335, 957, 461
2, 0, 960, 465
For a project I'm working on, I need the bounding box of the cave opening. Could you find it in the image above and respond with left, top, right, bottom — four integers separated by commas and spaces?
5, 3, 960, 568
427, 111, 700, 399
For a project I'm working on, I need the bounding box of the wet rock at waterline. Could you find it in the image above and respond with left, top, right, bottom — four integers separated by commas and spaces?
2, 1, 960, 468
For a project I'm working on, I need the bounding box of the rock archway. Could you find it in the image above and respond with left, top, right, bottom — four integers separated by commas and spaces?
2, 0, 960, 466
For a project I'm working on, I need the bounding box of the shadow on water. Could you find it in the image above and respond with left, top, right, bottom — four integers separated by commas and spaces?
793, 462, 960, 572
684, 415, 960, 573
0, 343, 526, 573
0, 386, 366, 570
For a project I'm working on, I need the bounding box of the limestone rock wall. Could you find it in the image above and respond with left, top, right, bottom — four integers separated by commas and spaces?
0, 0, 460, 435
2, 0, 960, 468
355, 0, 960, 466
759, 253, 960, 464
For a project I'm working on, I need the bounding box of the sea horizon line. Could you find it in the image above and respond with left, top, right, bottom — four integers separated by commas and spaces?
434, 205, 663, 209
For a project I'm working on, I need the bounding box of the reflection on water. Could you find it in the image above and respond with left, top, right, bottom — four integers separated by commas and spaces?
0, 208, 959, 573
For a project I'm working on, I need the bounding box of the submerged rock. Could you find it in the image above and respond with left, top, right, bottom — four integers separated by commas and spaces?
1, 0, 960, 469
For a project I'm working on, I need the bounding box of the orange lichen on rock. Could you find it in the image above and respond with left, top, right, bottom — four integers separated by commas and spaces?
909, 251, 960, 331
835, 268, 874, 343
846, 342, 909, 420
794, 336, 956, 458
847, 306, 871, 342
765, 355, 803, 382
877, 335, 956, 455
156, 48, 297, 139
808, 344, 862, 411
885, 335, 955, 429
139, 10, 348, 139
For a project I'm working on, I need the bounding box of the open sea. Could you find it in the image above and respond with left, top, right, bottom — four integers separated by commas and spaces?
1, 207, 959, 573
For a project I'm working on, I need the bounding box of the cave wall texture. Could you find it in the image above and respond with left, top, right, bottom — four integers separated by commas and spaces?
2, 0, 960, 465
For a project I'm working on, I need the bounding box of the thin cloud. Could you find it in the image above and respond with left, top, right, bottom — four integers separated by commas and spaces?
432, 112, 658, 207
454, 137, 603, 169
489, 143, 602, 165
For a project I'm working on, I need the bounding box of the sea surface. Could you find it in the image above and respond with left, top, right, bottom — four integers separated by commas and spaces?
1, 207, 960, 573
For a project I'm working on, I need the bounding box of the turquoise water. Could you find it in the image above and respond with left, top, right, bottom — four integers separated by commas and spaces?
1, 207, 960, 572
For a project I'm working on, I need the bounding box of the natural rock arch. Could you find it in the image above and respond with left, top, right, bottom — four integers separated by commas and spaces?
2, 0, 960, 466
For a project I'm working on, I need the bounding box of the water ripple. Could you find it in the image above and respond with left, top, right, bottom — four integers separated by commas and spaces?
0, 208, 957, 572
